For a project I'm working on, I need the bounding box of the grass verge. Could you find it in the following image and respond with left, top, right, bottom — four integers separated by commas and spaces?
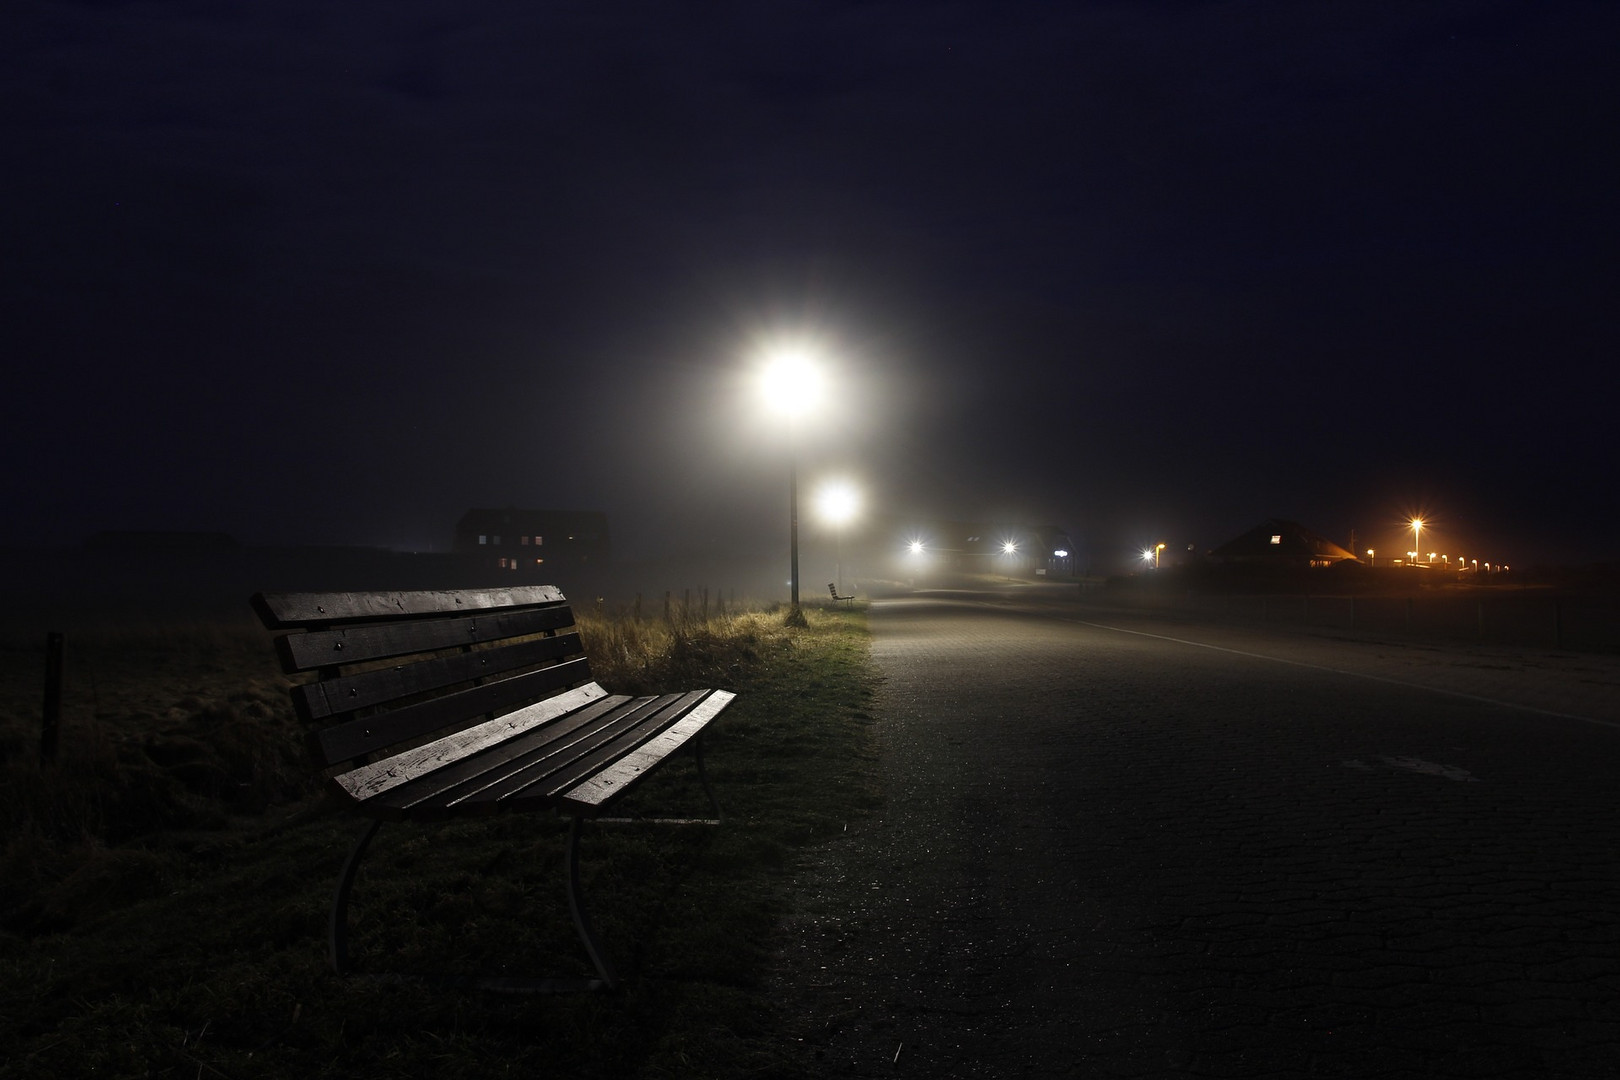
0, 603, 879, 1079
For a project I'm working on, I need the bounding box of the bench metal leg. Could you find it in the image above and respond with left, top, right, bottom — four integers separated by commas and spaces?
328, 815, 613, 992
566, 813, 618, 990
331, 817, 383, 975
693, 732, 724, 823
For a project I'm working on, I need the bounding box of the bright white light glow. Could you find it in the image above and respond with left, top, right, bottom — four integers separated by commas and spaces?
908, 540, 925, 555
1053, 549, 1068, 558
1002, 541, 1018, 555
757, 343, 826, 417
814, 478, 860, 526
1142, 549, 1155, 562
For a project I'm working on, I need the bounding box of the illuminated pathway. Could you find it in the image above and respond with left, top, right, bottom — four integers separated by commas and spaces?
767, 589, 1620, 1077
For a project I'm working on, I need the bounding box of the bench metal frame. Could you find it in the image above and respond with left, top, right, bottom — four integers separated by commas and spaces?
253, 585, 735, 992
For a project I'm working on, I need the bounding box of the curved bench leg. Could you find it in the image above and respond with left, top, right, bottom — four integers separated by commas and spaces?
331, 817, 383, 974
566, 813, 618, 990
693, 733, 724, 823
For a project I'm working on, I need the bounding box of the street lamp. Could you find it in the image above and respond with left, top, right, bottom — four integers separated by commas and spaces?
1410, 518, 1424, 566
757, 344, 827, 615
813, 478, 860, 596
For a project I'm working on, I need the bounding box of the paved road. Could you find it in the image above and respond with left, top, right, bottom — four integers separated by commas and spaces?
768, 590, 1620, 1078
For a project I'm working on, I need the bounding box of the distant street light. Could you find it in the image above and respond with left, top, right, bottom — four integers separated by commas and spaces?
1411, 518, 1424, 566
813, 478, 860, 596
757, 344, 828, 614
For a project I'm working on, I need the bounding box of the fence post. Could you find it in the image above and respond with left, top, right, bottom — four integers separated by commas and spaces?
41, 631, 65, 765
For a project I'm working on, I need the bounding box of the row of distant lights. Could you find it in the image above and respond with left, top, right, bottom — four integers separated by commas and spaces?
907, 540, 1070, 557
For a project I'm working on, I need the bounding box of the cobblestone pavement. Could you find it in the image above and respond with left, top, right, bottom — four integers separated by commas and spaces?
765, 590, 1620, 1078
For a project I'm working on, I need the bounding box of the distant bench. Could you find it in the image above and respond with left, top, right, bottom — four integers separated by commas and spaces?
251, 585, 736, 991
828, 582, 855, 605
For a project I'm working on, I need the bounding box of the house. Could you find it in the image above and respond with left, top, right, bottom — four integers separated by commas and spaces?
453, 509, 611, 572
1208, 519, 1356, 568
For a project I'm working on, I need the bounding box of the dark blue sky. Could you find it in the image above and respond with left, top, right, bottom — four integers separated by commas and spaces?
5, 1, 1617, 568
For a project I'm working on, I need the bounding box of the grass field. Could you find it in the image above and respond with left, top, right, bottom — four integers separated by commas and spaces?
1, 601, 879, 1078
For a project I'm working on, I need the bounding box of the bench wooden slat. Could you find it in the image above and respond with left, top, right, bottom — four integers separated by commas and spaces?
373, 694, 677, 816
293, 632, 585, 722
455, 691, 707, 809
253, 586, 566, 628
312, 656, 594, 766
331, 683, 620, 806
276, 604, 577, 672
561, 689, 736, 811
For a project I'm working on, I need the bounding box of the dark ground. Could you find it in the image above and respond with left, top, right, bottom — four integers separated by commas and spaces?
765, 586, 1620, 1078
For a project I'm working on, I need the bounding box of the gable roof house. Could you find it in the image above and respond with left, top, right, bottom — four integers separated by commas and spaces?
1208, 518, 1357, 568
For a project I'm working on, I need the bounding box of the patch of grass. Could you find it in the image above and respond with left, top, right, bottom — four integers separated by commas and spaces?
0, 603, 878, 1079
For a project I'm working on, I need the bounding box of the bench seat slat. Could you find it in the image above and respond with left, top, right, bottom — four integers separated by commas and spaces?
366, 694, 671, 816
331, 682, 616, 805
294, 632, 585, 721
561, 689, 736, 811
313, 656, 593, 766
456, 691, 708, 811
277, 605, 577, 672
254, 586, 566, 628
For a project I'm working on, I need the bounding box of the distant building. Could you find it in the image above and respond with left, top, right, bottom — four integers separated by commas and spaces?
453, 509, 610, 573
1208, 518, 1357, 568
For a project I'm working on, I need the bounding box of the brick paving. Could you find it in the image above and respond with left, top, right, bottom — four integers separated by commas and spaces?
766, 592, 1620, 1077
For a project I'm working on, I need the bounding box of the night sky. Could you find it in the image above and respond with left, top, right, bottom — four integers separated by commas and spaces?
6, 1, 1617, 571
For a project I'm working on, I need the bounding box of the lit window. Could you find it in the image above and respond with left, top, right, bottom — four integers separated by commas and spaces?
1270, 535, 1282, 545
497, 557, 507, 568
535, 535, 543, 546
478, 535, 487, 545
521, 536, 530, 546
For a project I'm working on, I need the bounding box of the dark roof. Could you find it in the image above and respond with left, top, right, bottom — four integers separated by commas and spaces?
1209, 519, 1356, 564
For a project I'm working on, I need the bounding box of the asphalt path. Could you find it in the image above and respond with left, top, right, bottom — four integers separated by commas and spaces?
767, 589, 1620, 1078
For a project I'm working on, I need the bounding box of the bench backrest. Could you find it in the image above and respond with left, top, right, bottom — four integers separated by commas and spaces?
252, 586, 593, 771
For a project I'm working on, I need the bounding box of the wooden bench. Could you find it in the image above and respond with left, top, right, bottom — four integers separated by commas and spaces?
827, 582, 855, 605
251, 585, 736, 991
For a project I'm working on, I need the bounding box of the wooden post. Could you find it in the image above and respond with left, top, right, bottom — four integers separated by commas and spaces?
41, 631, 64, 765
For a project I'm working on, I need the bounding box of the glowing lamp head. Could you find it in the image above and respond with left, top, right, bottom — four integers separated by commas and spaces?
1002, 541, 1018, 555
908, 540, 925, 555
757, 344, 826, 418
813, 478, 860, 527
1053, 549, 1069, 558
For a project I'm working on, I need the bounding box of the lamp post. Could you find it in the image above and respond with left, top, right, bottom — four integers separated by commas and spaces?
1411, 518, 1424, 567
758, 346, 826, 615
